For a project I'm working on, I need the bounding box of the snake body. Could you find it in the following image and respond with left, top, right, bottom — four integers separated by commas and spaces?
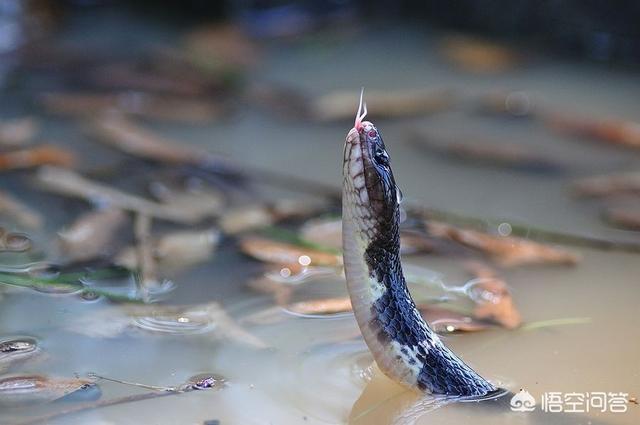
341, 95, 496, 396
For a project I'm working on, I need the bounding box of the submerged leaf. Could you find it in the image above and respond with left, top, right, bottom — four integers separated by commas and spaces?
115, 228, 221, 271
547, 114, 640, 149
417, 305, 491, 333
604, 207, 640, 231
0, 145, 76, 172
220, 206, 274, 235
426, 221, 579, 267
240, 236, 342, 267
287, 297, 353, 315
572, 172, 640, 198
58, 208, 127, 261
0, 374, 98, 406
465, 262, 522, 329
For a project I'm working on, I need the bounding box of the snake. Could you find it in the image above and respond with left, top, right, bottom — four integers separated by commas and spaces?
341, 91, 497, 397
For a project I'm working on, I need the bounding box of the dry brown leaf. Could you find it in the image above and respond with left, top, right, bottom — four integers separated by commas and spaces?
604, 208, 640, 231
115, 228, 220, 271
58, 208, 127, 261
0, 374, 96, 406
36, 166, 204, 224
426, 221, 579, 267
219, 206, 274, 235
287, 297, 352, 315
572, 172, 640, 198
150, 181, 226, 219
417, 304, 491, 333
0, 145, 75, 171
465, 262, 522, 329
547, 114, 640, 149
239, 236, 342, 267
91, 112, 207, 165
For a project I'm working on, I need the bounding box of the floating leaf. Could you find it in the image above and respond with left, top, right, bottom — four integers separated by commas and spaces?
240, 236, 342, 267
426, 221, 579, 267
465, 262, 522, 329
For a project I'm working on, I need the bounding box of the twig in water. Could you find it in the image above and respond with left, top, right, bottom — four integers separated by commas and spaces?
133, 214, 161, 300
413, 205, 640, 254
35, 166, 204, 224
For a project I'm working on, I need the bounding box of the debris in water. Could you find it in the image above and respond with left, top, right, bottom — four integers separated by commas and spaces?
36, 166, 204, 223
465, 262, 522, 329
0, 117, 38, 147
313, 89, 453, 122
439, 35, 521, 74
58, 208, 127, 261
571, 172, 640, 198
0, 145, 76, 172
115, 228, 221, 270
0, 190, 43, 229
0, 336, 41, 373
287, 297, 353, 315
417, 305, 491, 333
0, 374, 98, 406
547, 114, 640, 149
149, 181, 226, 220
91, 112, 210, 165
220, 206, 274, 235
426, 221, 580, 267
604, 207, 640, 231
240, 236, 342, 267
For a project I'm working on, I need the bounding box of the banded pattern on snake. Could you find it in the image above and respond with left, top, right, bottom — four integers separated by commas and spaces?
341, 92, 496, 396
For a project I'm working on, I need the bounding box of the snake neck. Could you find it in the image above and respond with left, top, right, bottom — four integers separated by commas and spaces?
342, 134, 496, 397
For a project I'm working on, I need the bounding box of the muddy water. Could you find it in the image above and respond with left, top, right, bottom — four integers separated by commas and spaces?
1, 14, 639, 425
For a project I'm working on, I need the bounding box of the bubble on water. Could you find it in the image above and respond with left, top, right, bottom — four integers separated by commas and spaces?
132, 314, 216, 335
497, 222, 512, 237
0, 231, 31, 252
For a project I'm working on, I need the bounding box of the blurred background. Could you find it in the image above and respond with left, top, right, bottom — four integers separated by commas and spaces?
0, 1, 639, 424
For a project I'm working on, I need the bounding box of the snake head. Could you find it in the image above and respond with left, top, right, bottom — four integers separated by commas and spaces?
344, 109, 399, 228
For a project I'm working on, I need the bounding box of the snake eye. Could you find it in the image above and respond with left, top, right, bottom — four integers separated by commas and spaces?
374, 146, 389, 167
368, 130, 377, 138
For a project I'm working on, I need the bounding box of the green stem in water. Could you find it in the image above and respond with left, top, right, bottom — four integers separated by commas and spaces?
0, 272, 143, 303
520, 317, 592, 331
